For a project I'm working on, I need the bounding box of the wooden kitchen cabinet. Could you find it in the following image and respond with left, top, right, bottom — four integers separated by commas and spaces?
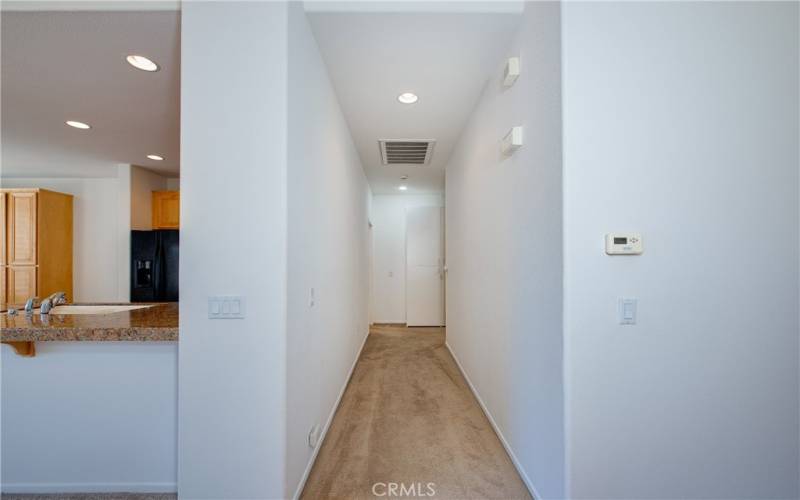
1, 192, 5, 306
0, 189, 73, 307
7, 191, 38, 266
7, 266, 37, 305
152, 190, 180, 229
1, 192, 6, 267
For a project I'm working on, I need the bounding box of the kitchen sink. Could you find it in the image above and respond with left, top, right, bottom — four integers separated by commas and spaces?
40, 305, 155, 315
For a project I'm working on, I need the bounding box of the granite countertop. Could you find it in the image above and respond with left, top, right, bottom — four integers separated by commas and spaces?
0, 303, 178, 342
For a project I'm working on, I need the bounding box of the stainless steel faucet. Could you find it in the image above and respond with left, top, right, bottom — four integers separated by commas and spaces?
39, 292, 67, 315
23, 297, 39, 314
39, 299, 53, 314
45, 291, 67, 306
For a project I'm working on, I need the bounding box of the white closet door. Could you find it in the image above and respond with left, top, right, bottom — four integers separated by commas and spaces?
406, 206, 444, 327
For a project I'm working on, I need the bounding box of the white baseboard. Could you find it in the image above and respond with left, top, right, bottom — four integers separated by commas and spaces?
445, 342, 543, 500
292, 330, 371, 500
1, 482, 177, 494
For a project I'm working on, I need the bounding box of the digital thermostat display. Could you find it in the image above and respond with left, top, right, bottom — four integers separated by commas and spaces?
606, 233, 643, 255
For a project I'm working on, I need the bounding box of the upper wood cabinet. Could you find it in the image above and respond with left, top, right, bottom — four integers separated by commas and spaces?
1, 189, 73, 307
7, 191, 37, 266
0, 192, 5, 267
152, 191, 180, 229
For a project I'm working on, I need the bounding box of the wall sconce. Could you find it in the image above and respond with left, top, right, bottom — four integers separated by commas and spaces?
503, 57, 520, 87
501, 126, 523, 155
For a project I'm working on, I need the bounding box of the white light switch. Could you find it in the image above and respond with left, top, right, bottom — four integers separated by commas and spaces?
208, 296, 246, 319
618, 298, 637, 325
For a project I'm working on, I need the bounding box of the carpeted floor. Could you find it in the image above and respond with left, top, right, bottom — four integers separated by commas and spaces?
301, 325, 531, 499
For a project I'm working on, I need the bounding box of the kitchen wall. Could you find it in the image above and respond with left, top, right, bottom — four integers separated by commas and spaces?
371, 194, 444, 324
179, 2, 288, 498
1, 176, 124, 302
2, 167, 177, 302
443, 2, 564, 498
562, 2, 799, 498
1, 342, 177, 493
286, 4, 372, 496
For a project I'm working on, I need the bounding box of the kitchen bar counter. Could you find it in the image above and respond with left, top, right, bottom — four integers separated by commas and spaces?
0, 303, 178, 342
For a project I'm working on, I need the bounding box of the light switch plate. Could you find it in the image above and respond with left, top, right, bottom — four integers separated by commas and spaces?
208, 296, 246, 319
618, 297, 637, 325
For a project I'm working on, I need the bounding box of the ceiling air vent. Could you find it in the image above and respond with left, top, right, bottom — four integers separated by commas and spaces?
379, 140, 436, 165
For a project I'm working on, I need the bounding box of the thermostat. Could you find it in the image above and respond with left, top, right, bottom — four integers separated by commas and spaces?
605, 233, 642, 255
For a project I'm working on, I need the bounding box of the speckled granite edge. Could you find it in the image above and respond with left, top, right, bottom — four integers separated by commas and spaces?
0, 303, 178, 342
1, 326, 178, 342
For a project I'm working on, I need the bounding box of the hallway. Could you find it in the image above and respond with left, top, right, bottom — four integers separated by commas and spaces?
301, 325, 530, 499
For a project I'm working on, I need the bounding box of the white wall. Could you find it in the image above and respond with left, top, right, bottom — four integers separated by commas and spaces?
285, 5, 372, 495
371, 194, 444, 324
1, 342, 177, 493
130, 165, 168, 230
562, 2, 799, 498
1, 176, 127, 302
179, 2, 288, 498
116, 165, 132, 302
444, 2, 564, 498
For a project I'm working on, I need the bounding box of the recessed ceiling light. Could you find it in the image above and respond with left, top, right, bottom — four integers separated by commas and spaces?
400, 175, 409, 180
126, 54, 160, 72
147, 154, 164, 161
398, 185, 408, 191
65, 120, 90, 129
397, 92, 418, 104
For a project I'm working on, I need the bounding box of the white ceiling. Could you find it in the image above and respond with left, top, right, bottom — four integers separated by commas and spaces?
307, 9, 521, 194
1, 11, 180, 178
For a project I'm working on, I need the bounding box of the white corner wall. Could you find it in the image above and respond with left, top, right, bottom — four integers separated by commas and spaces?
285, 5, 372, 496
179, 2, 288, 498
1, 175, 127, 302
371, 194, 444, 324
562, 2, 800, 498
444, 2, 565, 498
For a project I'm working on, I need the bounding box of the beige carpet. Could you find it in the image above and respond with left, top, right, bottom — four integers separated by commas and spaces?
301, 325, 531, 500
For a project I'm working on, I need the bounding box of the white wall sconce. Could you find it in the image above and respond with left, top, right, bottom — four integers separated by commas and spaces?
501, 126, 523, 155
503, 56, 520, 87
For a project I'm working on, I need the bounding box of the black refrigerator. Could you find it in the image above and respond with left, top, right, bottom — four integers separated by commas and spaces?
131, 230, 179, 302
